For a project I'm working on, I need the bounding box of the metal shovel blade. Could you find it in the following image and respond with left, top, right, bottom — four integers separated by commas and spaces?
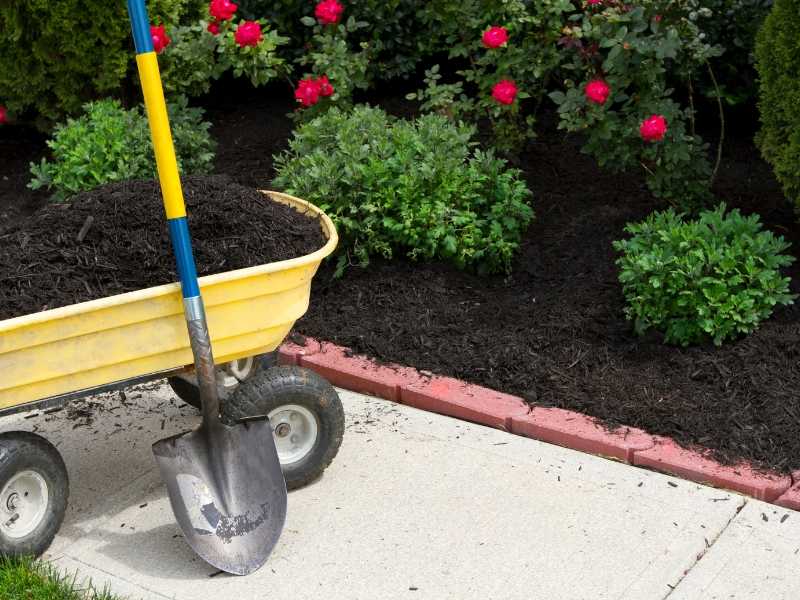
153, 418, 287, 575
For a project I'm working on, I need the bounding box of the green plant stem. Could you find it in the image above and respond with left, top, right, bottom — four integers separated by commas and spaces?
705, 60, 725, 185
687, 75, 696, 138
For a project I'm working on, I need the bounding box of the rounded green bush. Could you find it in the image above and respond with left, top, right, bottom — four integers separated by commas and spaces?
755, 0, 800, 216
0, 0, 204, 128
29, 97, 215, 200
273, 105, 534, 275
613, 204, 796, 346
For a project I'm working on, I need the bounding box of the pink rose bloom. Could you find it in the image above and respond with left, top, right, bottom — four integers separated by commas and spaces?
640, 114, 668, 142
150, 25, 171, 53
482, 26, 509, 49
207, 21, 220, 35
492, 79, 518, 105
317, 75, 334, 97
585, 79, 610, 104
315, 0, 344, 25
0, 106, 7, 125
235, 21, 262, 47
295, 78, 322, 107
587, 0, 602, 5
209, 0, 237, 21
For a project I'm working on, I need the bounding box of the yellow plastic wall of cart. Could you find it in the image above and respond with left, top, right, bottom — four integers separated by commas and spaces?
0, 192, 338, 409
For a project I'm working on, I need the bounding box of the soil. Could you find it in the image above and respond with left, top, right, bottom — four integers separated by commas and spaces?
1, 79, 798, 473
0, 175, 325, 319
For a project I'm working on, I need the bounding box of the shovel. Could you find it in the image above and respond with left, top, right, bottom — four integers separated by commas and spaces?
125, 0, 287, 575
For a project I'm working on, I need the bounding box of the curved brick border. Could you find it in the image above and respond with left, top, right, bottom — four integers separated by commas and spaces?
279, 337, 797, 508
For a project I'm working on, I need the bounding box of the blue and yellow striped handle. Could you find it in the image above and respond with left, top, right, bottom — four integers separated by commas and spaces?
127, 0, 200, 298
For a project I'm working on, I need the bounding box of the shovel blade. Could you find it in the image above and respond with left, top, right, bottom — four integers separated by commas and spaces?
153, 419, 287, 575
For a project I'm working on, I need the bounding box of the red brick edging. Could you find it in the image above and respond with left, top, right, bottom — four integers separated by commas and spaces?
279, 338, 799, 508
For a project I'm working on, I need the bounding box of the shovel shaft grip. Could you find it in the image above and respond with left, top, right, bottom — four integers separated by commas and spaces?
185, 305, 220, 424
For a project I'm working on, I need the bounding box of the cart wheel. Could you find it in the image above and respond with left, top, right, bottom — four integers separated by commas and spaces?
0, 432, 68, 558
222, 366, 344, 491
168, 352, 278, 409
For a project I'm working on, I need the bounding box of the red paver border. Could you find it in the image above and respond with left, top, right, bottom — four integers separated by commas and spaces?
279, 337, 795, 508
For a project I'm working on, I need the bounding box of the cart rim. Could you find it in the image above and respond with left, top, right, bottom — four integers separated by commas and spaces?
269, 404, 319, 465
0, 470, 48, 539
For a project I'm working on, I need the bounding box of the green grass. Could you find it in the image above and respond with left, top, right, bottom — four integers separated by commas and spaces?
0, 556, 123, 600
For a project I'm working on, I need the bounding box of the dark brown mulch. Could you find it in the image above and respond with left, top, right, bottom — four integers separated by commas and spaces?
0, 175, 325, 320
298, 127, 800, 474
2, 80, 798, 473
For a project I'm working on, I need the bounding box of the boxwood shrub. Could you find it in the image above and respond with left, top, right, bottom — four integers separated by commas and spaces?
613, 204, 795, 346
273, 105, 534, 275
29, 97, 214, 200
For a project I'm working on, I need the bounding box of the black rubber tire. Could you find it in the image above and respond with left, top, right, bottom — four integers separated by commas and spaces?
168, 352, 278, 409
221, 366, 345, 491
0, 432, 68, 558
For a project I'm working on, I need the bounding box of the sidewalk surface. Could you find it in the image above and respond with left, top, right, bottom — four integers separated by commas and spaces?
3, 384, 798, 599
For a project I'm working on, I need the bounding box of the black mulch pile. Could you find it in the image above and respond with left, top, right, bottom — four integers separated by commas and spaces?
0, 175, 325, 320
298, 128, 800, 474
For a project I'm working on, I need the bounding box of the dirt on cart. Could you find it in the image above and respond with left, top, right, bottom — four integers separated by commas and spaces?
0, 175, 325, 320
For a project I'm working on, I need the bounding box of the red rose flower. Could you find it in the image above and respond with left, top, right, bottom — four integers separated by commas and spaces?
587, 0, 602, 5
317, 75, 334, 97
640, 114, 667, 142
491, 79, 518, 105
482, 26, 509, 49
150, 25, 171, 53
585, 79, 610, 105
315, 0, 344, 25
295, 78, 322, 107
234, 21, 262, 47
207, 21, 220, 35
654, 14, 663, 22
0, 106, 7, 125
209, 0, 237, 21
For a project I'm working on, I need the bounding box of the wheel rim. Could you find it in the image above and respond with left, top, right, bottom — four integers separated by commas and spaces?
221, 357, 255, 390
269, 405, 319, 466
0, 471, 48, 539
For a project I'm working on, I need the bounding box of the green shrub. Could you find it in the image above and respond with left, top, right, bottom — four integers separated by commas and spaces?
160, 19, 289, 98
273, 106, 534, 275
613, 204, 795, 346
755, 0, 800, 216
29, 97, 215, 200
238, 0, 432, 79
0, 0, 204, 128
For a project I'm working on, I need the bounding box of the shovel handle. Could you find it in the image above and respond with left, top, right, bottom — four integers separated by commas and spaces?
126, 0, 220, 423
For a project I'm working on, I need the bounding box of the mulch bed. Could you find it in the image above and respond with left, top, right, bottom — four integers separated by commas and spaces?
2, 80, 798, 473
0, 175, 324, 320
297, 115, 800, 475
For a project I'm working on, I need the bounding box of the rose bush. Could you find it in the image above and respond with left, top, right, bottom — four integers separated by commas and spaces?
293, 2, 372, 118
549, 0, 721, 210
159, 1, 288, 97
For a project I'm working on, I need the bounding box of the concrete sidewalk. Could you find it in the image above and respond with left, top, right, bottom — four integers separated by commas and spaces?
3, 384, 798, 599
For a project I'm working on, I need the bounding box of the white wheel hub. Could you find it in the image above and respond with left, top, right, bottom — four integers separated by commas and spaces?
269, 405, 319, 466
221, 357, 255, 389
0, 471, 48, 539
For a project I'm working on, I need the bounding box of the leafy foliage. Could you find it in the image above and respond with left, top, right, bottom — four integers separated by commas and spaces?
696, 0, 772, 106
29, 98, 214, 200
613, 204, 795, 346
160, 18, 289, 98
0, 0, 203, 128
409, 0, 568, 152
550, 1, 720, 211
273, 106, 534, 275
755, 0, 800, 216
237, 0, 433, 79
293, 15, 373, 118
